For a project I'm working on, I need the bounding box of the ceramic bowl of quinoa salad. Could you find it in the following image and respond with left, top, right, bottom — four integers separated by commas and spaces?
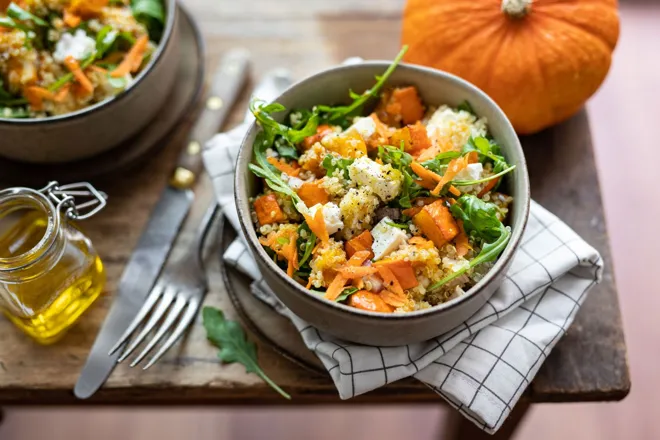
236, 49, 530, 346
0, 0, 179, 163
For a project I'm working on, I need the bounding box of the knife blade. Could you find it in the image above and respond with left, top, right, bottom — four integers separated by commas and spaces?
74, 49, 250, 400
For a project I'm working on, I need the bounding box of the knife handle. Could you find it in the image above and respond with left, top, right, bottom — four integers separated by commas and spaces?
170, 48, 251, 190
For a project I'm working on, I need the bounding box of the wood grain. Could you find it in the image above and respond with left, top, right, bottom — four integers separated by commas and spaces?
0, 0, 629, 406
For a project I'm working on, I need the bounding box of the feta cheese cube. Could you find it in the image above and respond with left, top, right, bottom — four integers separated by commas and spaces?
281, 173, 304, 190
347, 156, 402, 202
345, 116, 377, 141
454, 163, 483, 182
371, 217, 408, 261
53, 30, 96, 63
308, 202, 344, 235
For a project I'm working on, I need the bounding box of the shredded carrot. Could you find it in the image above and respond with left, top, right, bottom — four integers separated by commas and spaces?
303, 208, 329, 244
455, 220, 471, 258
110, 34, 149, 78
325, 273, 348, 301
63, 9, 81, 27
352, 278, 365, 290
64, 56, 94, 94
466, 151, 479, 164
284, 230, 298, 277
346, 250, 371, 266
53, 83, 71, 102
431, 156, 470, 196
267, 156, 301, 177
448, 185, 461, 197
411, 161, 441, 183
306, 278, 313, 289
478, 177, 499, 197
24, 86, 55, 110
376, 265, 404, 296
337, 266, 378, 279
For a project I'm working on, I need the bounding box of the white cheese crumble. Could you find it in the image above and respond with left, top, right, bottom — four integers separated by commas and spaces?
308, 202, 344, 235
347, 156, 402, 202
454, 163, 483, 182
53, 30, 96, 63
280, 173, 304, 190
371, 217, 408, 261
345, 116, 377, 140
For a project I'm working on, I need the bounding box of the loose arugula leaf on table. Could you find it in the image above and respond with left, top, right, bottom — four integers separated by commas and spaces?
203, 307, 291, 399
321, 154, 353, 180
377, 145, 429, 209
429, 194, 511, 290
315, 45, 408, 124
7, 3, 48, 27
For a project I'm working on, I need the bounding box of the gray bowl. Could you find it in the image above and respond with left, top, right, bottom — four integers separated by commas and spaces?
235, 62, 530, 346
0, 0, 180, 164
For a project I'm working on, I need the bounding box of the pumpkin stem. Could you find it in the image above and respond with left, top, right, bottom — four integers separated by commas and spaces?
502, 0, 532, 18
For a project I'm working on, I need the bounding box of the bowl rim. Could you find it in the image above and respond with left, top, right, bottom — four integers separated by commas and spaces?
236, 60, 531, 321
0, 0, 177, 125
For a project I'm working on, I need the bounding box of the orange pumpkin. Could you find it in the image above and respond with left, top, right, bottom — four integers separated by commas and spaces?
401, 0, 620, 134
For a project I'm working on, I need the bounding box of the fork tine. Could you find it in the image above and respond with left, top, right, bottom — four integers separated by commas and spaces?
117, 286, 176, 363
141, 299, 201, 370
108, 282, 165, 356
129, 295, 187, 367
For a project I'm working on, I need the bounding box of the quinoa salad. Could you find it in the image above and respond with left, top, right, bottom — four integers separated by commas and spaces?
0, 0, 164, 118
249, 48, 516, 314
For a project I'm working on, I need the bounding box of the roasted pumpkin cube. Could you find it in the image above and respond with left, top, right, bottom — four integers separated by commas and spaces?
376, 86, 425, 126
254, 194, 286, 226
374, 259, 419, 290
321, 131, 367, 158
345, 230, 374, 258
389, 122, 431, 156
297, 181, 329, 207
412, 200, 459, 248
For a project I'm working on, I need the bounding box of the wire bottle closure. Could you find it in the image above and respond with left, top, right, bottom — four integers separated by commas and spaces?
38, 181, 107, 221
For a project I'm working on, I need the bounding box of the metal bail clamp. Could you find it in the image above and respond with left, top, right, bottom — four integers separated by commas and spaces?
38, 181, 108, 221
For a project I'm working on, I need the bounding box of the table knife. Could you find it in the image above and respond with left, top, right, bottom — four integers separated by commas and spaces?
74, 49, 250, 400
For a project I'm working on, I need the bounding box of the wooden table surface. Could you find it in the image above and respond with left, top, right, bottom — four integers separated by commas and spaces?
0, 0, 629, 407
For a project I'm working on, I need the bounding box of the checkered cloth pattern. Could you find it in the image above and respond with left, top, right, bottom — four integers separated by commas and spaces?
202, 97, 603, 437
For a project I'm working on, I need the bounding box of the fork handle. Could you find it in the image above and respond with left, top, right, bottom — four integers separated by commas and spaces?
194, 202, 221, 268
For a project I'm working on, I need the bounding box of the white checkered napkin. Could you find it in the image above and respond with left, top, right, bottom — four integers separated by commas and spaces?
203, 121, 603, 435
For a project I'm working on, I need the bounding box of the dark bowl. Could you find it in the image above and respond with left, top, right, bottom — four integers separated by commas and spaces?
0, 0, 180, 164
235, 62, 530, 346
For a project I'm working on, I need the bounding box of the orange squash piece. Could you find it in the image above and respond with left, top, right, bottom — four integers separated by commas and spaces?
376, 86, 425, 126
389, 122, 431, 156
349, 290, 394, 313
380, 289, 408, 308
376, 265, 404, 296
267, 156, 300, 176
412, 200, 459, 248
297, 181, 329, 207
346, 249, 372, 266
322, 131, 367, 158
345, 230, 374, 259
254, 194, 286, 226
374, 259, 418, 290
303, 124, 334, 149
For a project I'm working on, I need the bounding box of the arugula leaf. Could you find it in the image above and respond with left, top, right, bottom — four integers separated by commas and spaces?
316, 46, 408, 122
429, 194, 511, 290
321, 154, 354, 179
462, 136, 511, 190
47, 55, 95, 92
131, 0, 164, 40
0, 16, 29, 31
248, 131, 305, 210
0, 106, 30, 118
0, 80, 13, 101
7, 3, 48, 27
336, 287, 358, 302
297, 223, 316, 268
273, 137, 299, 160
202, 307, 291, 399
251, 99, 319, 147
421, 151, 461, 174
452, 165, 516, 187
386, 220, 409, 230
96, 25, 118, 59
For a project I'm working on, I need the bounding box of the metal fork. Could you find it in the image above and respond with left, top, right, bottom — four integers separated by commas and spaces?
108, 203, 220, 369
